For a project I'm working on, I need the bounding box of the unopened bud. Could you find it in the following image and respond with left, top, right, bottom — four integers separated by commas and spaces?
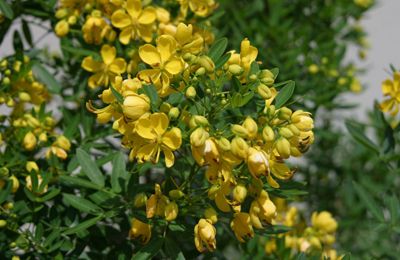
169, 189, 184, 200
23, 132, 37, 151
228, 64, 243, 75
233, 184, 247, 203
231, 125, 249, 138
168, 107, 180, 120
165, 201, 179, 221
133, 193, 147, 208
26, 161, 39, 173
195, 67, 206, 76
279, 127, 293, 139
262, 126, 275, 142
18, 92, 31, 102
204, 207, 218, 224
257, 84, 272, 99
0, 220, 7, 228
185, 86, 196, 99
275, 138, 291, 159
278, 107, 292, 120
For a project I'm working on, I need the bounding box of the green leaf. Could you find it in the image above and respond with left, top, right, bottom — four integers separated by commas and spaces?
0, 180, 12, 204
345, 121, 379, 154
249, 61, 260, 76
22, 19, 33, 47
141, 84, 160, 110
0, 0, 13, 19
164, 238, 185, 260
215, 52, 231, 69
63, 215, 103, 235
63, 193, 102, 214
111, 152, 127, 193
76, 148, 105, 187
270, 68, 279, 79
133, 238, 164, 260
32, 62, 62, 94
59, 175, 103, 190
111, 85, 123, 104
35, 188, 60, 202
296, 253, 307, 260
353, 181, 384, 222
274, 80, 295, 108
208, 37, 228, 62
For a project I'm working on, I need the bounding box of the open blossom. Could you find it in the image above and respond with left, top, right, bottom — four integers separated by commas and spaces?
111, 0, 156, 44
194, 219, 217, 252
82, 45, 126, 88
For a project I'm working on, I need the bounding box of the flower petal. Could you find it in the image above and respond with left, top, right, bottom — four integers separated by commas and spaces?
152, 113, 169, 136
137, 143, 157, 162
111, 9, 131, 28
109, 58, 127, 74
138, 7, 156, 25
88, 73, 104, 89
126, 0, 141, 19
162, 147, 175, 168
139, 44, 160, 66
119, 27, 133, 45
136, 117, 157, 140
164, 57, 184, 75
162, 127, 182, 150
138, 69, 161, 84
101, 45, 116, 65
82, 57, 103, 72
138, 25, 153, 43
157, 35, 176, 64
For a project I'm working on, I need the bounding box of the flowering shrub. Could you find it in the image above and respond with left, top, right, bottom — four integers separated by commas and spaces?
1, 0, 398, 259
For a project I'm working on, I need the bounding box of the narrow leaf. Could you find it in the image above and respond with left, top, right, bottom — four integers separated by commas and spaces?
76, 148, 105, 187
59, 175, 102, 190
63, 215, 103, 235
32, 62, 62, 94
63, 193, 102, 214
0, 0, 13, 19
111, 152, 127, 193
275, 81, 295, 108
345, 121, 379, 154
353, 181, 384, 222
134, 238, 164, 260
208, 37, 228, 62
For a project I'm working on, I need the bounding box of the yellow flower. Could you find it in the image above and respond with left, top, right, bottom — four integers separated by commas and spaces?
354, 0, 373, 8
228, 38, 258, 80
249, 190, 277, 229
380, 72, 400, 116
146, 183, 169, 218
111, 0, 156, 44
138, 35, 184, 97
291, 110, 314, 132
164, 201, 179, 221
230, 212, 254, 242
55, 20, 69, 37
133, 113, 182, 167
82, 44, 126, 88
311, 211, 338, 234
194, 218, 217, 253
178, 0, 217, 18
173, 23, 204, 55
129, 218, 151, 244
247, 147, 269, 179
82, 11, 114, 45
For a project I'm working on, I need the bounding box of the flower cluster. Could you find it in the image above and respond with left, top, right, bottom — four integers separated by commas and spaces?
54, 0, 315, 253
265, 201, 340, 259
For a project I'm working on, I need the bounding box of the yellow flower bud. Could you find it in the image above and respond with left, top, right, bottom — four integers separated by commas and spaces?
0, 219, 6, 228
277, 107, 292, 120
257, 84, 272, 99
204, 207, 218, 224
55, 8, 68, 19
190, 127, 209, 147
23, 132, 37, 151
243, 117, 258, 139
194, 219, 216, 252
160, 102, 172, 113
26, 161, 39, 173
308, 64, 319, 74
217, 137, 231, 151
9, 175, 19, 193
169, 189, 184, 200
164, 201, 178, 221
0, 167, 9, 178
133, 193, 147, 208
129, 218, 151, 244
197, 56, 215, 72
122, 94, 150, 121
231, 137, 249, 159
231, 125, 249, 138
233, 184, 247, 203
228, 64, 244, 75
195, 67, 206, 76
18, 92, 31, 102
279, 127, 293, 139
4, 202, 13, 210
275, 138, 291, 159
2, 77, 10, 85
262, 126, 275, 142
67, 15, 77, 25
168, 107, 180, 120
189, 115, 209, 129
38, 132, 48, 142
55, 135, 71, 151
185, 86, 197, 99
55, 20, 69, 37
